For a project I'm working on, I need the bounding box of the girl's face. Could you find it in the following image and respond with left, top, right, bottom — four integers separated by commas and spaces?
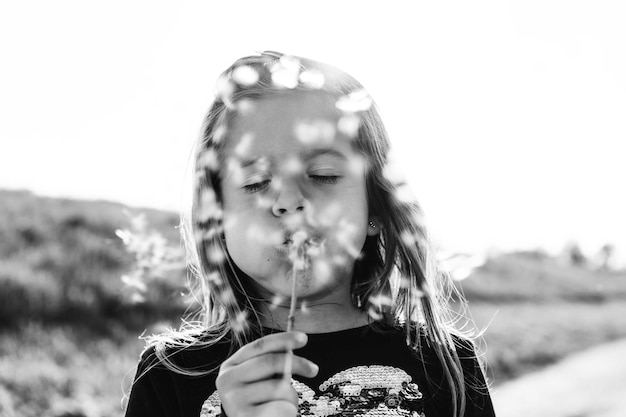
220, 90, 372, 303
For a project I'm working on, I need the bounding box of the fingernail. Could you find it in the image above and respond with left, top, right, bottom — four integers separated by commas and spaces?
295, 332, 307, 343
310, 362, 319, 374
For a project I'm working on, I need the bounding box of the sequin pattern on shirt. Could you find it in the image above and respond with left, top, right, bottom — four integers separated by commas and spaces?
200, 365, 426, 417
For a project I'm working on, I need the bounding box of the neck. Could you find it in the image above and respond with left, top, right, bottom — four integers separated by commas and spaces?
260, 292, 371, 334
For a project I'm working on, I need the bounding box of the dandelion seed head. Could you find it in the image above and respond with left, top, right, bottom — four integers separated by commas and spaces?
337, 114, 360, 138
231, 65, 259, 86
294, 119, 336, 146
299, 69, 325, 89
336, 89, 372, 113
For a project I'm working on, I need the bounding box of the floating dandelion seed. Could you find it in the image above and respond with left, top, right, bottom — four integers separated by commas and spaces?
300, 300, 308, 314
283, 156, 304, 176
337, 114, 360, 138
346, 154, 367, 177
294, 120, 336, 146
207, 271, 222, 285
231, 65, 259, 86
369, 293, 393, 309
394, 184, 416, 204
219, 287, 236, 307
230, 310, 248, 334
336, 89, 372, 113
121, 274, 148, 292
198, 189, 222, 222
236, 99, 255, 116
270, 294, 284, 310
335, 219, 361, 259
382, 159, 406, 186
215, 75, 236, 108
234, 132, 255, 158
400, 230, 416, 246
207, 244, 225, 264
198, 148, 219, 172
271, 55, 301, 89
213, 125, 227, 144
299, 69, 325, 89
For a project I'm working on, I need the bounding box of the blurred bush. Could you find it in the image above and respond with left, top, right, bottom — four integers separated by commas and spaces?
0, 189, 188, 331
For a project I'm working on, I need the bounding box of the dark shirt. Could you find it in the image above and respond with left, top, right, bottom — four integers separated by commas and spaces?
125, 324, 495, 416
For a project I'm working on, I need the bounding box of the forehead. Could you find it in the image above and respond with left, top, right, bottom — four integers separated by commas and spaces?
224, 91, 354, 161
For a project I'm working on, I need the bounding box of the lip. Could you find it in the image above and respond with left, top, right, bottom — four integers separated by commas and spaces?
273, 231, 325, 257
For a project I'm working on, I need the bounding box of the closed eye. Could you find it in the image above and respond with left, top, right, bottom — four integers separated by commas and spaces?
243, 179, 271, 193
309, 175, 340, 184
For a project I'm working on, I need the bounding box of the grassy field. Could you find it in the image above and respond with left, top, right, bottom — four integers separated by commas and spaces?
1, 189, 625, 417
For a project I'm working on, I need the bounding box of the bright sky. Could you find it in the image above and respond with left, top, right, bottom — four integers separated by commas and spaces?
1, 1, 625, 263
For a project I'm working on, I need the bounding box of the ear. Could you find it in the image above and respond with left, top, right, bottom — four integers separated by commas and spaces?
367, 217, 382, 236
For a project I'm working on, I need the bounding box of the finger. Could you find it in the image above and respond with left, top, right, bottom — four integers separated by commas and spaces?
230, 378, 298, 406
226, 353, 319, 383
225, 332, 308, 366
255, 401, 298, 417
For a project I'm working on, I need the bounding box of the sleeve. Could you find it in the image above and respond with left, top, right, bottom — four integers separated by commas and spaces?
124, 347, 179, 417
456, 338, 496, 417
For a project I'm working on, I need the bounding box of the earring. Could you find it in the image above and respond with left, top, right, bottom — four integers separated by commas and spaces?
369, 220, 376, 229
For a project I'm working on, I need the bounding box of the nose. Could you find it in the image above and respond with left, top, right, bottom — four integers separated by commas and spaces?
271, 178, 306, 216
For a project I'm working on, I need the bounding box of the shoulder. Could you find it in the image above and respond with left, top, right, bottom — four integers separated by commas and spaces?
134, 330, 233, 381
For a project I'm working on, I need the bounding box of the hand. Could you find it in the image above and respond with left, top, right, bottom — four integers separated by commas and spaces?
216, 331, 319, 417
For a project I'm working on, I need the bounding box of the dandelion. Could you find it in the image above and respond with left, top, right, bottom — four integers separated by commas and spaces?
284, 229, 310, 380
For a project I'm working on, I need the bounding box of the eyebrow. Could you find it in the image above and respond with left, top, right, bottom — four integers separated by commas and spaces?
237, 148, 348, 168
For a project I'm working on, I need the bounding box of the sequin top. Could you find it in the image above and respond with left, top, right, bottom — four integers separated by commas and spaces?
125, 323, 495, 417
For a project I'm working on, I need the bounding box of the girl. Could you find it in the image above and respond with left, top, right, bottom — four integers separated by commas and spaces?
125, 51, 495, 417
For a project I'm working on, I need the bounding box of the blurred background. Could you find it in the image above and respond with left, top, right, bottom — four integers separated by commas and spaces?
1, 1, 625, 416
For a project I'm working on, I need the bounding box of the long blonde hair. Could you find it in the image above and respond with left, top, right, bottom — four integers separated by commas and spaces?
146, 51, 478, 417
